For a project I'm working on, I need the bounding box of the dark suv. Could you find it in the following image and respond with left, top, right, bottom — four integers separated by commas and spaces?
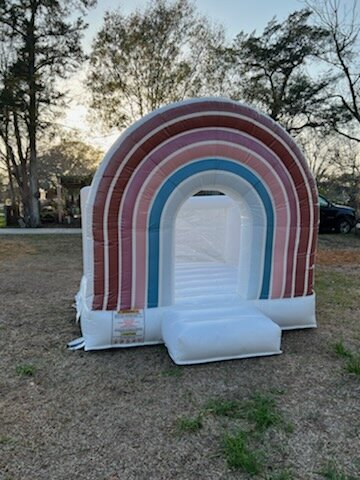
319, 195, 357, 234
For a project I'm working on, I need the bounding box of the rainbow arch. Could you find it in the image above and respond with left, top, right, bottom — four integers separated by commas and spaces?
147, 159, 275, 306
83, 98, 318, 312
75, 98, 318, 357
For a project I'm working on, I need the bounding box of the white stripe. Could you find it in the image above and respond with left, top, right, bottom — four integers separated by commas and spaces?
86, 103, 315, 309
140, 159, 273, 305
131, 139, 292, 303
122, 119, 310, 304
157, 169, 268, 304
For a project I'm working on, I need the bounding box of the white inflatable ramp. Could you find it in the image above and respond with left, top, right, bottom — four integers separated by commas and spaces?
161, 305, 282, 365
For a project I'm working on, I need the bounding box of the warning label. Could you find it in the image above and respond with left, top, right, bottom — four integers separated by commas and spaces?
112, 310, 145, 345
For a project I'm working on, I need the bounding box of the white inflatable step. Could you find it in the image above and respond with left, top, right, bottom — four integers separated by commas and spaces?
161, 305, 282, 365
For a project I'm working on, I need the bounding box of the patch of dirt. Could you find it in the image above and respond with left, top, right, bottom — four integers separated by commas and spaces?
0, 233, 359, 480
316, 249, 360, 265
0, 239, 36, 260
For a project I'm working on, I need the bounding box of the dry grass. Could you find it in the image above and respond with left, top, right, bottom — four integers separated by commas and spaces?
0, 233, 359, 480
316, 249, 360, 266
0, 239, 36, 260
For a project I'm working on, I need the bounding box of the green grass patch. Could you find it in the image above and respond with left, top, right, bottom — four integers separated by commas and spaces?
161, 366, 183, 378
0, 436, 16, 445
241, 393, 284, 431
223, 431, 263, 474
201, 393, 293, 473
204, 393, 292, 433
333, 341, 360, 376
16, 364, 36, 377
176, 416, 202, 433
346, 354, 360, 375
334, 341, 353, 358
320, 461, 355, 480
204, 398, 239, 417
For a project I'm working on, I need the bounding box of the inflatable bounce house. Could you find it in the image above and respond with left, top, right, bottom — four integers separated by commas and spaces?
70, 98, 318, 364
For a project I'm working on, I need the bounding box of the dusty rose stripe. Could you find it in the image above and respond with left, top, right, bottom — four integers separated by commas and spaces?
92, 101, 316, 309
123, 132, 298, 306
91, 104, 282, 308
130, 142, 291, 308
112, 121, 306, 309
103, 118, 304, 309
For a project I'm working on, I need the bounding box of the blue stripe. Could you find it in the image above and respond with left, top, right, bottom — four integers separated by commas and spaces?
147, 159, 274, 308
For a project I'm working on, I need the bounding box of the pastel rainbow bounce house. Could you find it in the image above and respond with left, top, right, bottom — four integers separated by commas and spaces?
71, 98, 318, 364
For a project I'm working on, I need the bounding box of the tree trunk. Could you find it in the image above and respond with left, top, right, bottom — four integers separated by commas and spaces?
27, 0, 40, 227
20, 164, 32, 225
4, 154, 19, 222
28, 143, 40, 227
12, 111, 34, 226
1, 112, 19, 221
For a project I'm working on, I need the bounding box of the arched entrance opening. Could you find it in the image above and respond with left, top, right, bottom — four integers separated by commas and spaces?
148, 163, 272, 308
174, 192, 241, 306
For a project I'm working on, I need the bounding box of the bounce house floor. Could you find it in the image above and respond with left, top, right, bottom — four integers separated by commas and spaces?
175, 263, 238, 306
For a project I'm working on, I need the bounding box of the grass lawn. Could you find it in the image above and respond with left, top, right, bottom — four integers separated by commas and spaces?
0, 233, 359, 480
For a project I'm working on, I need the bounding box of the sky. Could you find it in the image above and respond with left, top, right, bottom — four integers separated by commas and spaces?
82, 0, 305, 50
63, 0, 314, 149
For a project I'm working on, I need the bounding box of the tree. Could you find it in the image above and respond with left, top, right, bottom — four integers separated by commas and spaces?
296, 130, 336, 181
37, 136, 103, 190
324, 139, 360, 209
229, 10, 332, 134
305, 0, 360, 142
0, 46, 23, 220
198, 29, 239, 100
87, 0, 228, 129
0, 0, 96, 227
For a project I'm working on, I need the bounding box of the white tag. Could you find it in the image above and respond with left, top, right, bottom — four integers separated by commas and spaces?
112, 310, 145, 345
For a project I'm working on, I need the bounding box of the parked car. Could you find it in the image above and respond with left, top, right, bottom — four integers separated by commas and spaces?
40, 205, 57, 223
319, 194, 357, 234
355, 218, 360, 235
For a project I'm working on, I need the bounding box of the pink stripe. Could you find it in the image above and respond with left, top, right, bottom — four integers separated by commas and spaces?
123, 139, 293, 308
93, 101, 317, 309
118, 128, 308, 309
135, 150, 285, 306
